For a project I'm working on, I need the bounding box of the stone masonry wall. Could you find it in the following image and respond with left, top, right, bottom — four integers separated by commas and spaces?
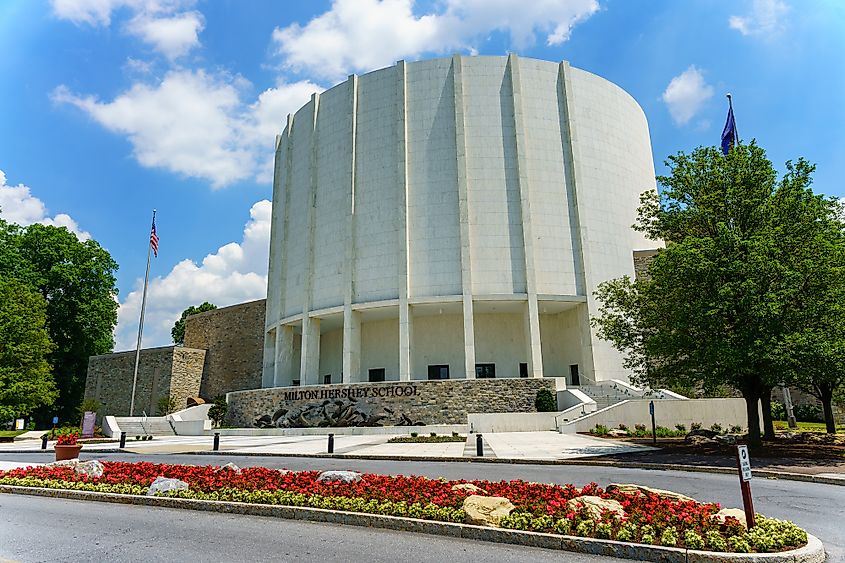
226, 378, 558, 427
184, 299, 265, 399
632, 249, 658, 281
85, 346, 204, 416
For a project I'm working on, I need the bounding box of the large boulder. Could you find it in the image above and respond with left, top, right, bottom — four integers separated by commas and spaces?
565, 495, 625, 520
44, 459, 104, 478
686, 428, 719, 440
714, 434, 738, 446
146, 476, 189, 496
462, 495, 515, 527
712, 508, 748, 529
608, 429, 629, 438
606, 483, 695, 503
686, 435, 718, 446
316, 470, 361, 484
451, 483, 487, 495
215, 462, 240, 473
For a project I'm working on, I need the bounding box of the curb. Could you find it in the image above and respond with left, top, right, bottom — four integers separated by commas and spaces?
0, 485, 824, 563
3, 448, 845, 487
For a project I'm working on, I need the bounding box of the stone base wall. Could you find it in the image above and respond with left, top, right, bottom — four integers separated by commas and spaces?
226, 378, 561, 427
85, 346, 205, 416
184, 299, 265, 399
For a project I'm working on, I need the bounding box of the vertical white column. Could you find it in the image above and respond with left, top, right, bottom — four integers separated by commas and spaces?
274, 325, 294, 387
262, 330, 275, 388
509, 53, 544, 378
452, 54, 476, 380
342, 75, 360, 383
397, 60, 413, 381
558, 61, 596, 384
300, 93, 320, 386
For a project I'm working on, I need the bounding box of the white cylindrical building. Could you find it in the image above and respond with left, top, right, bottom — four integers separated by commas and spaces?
262, 54, 657, 388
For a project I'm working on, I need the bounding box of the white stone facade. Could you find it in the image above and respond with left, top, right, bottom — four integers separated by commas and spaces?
263, 55, 657, 388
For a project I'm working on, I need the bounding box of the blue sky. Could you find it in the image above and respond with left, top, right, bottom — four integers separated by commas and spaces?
1, 0, 843, 351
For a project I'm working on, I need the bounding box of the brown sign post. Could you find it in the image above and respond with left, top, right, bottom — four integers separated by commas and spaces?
735, 445, 756, 528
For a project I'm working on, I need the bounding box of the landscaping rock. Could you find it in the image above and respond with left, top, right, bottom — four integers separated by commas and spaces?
714, 434, 738, 446
606, 484, 695, 503
462, 495, 515, 527
712, 508, 747, 528
565, 495, 625, 519
74, 460, 104, 478
146, 476, 189, 496
451, 483, 487, 495
216, 462, 240, 472
316, 470, 361, 483
686, 429, 719, 439
686, 435, 717, 446
608, 429, 629, 438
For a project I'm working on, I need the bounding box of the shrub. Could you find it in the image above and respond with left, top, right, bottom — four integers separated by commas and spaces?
574, 519, 594, 537
430, 432, 437, 437
640, 524, 656, 544
710, 423, 723, 433
634, 423, 647, 432
616, 521, 638, 542
410, 432, 418, 438
617, 423, 628, 431
592, 424, 609, 436
595, 521, 614, 539
208, 396, 228, 428
77, 398, 103, 422
675, 424, 686, 432
770, 400, 786, 421
729, 424, 743, 434
660, 526, 678, 547
690, 422, 702, 431
156, 396, 179, 416
684, 530, 705, 549
535, 389, 557, 412
794, 404, 823, 423
706, 530, 727, 552
554, 518, 572, 535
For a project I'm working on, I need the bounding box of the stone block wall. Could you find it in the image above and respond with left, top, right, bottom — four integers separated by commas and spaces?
632, 249, 658, 281
184, 299, 265, 399
226, 378, 560, 427
85, 346, 204, 416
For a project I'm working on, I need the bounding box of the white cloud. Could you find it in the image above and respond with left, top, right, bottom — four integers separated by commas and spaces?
126, 10, 204, 59
729, 0, 789, 36
51, 0, 204, 58
114, 200, 271, 350
0, 169, 91, 240
52, 72, 318, 188
662, 66, 714, 126
272, 0, 599, 81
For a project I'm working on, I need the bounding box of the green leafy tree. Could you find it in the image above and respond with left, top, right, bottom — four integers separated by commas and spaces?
171, 302, 217, 345
0, 219, 119, 424
0, 278, 58, 421
208, 395, 228, 428
593, 143, 844, 446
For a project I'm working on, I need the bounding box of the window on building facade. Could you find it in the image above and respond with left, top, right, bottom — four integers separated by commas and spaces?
368, 368, 385, 382
292, 379, 300, 387
519, 363, 528, 378
475, 363, 495, 378
323, 374, 331, 385
427, 365, 450, 380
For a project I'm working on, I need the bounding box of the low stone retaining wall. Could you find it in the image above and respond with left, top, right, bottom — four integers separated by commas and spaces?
226, 378, 561, 427
0, 486, 825, 563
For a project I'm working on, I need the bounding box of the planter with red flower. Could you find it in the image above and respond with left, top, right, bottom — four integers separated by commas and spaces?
53, 429, 82, 461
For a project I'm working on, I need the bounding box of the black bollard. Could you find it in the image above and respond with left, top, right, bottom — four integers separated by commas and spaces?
213, 432, 220, 451
41, 434, 48, 450
328, 433, 334, 454
476, 433, 483, 457
119, 431, 127, 449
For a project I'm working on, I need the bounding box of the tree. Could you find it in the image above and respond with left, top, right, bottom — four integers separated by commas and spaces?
0, 219, 119, 424
171, 302, 217, 345
0, 278, 58, 422
593, 143, 843, 446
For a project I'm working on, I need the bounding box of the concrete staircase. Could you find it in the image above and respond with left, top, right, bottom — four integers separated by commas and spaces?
113, 417, 177, 437
570, 384, 640, 410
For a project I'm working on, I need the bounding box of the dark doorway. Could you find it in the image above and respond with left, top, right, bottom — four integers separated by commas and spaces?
519, 363, 528, 378
569, 364, 580, 386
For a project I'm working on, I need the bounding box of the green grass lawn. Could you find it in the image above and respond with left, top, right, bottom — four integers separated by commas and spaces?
0, 430, 26, 438
774, 421, 845, 433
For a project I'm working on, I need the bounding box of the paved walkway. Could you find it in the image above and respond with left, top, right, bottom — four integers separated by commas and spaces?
0, 432, 651, 461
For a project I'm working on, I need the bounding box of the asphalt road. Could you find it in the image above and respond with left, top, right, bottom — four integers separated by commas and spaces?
1, 452, 841, 561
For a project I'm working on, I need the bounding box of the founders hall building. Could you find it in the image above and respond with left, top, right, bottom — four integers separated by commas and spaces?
86, 55, 663, 426
262, 54, 657, 389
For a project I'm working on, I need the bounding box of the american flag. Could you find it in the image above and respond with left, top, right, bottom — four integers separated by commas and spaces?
150, 216, 159, 257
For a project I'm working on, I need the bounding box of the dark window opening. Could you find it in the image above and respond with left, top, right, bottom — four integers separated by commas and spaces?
475, 363, 495, 379
323, 374, 332, 385
427, 365, 450, 380
368, 368, 385, 382
519, 363, 529, 378
292, 379, 300, 387
569, 364, 580, 386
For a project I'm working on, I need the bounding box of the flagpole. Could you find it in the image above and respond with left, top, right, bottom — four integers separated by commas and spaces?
727, 93, 740, 144
129, 209, 155, 417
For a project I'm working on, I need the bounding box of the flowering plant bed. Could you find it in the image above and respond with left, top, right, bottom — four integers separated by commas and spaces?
0, 461, 807, 554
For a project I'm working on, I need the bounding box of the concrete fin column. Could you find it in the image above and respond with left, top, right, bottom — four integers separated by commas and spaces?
342, 75, 359, 383
274, 325, 294, 388
452, 54, 476, 380
396, 60, 413, 381
342, 309, 361, 383
300, 93, 320, 386
300, 317, 320, 385
262, 330, 275, 388
509, 53, 544, 378
557, 61, 596, 384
